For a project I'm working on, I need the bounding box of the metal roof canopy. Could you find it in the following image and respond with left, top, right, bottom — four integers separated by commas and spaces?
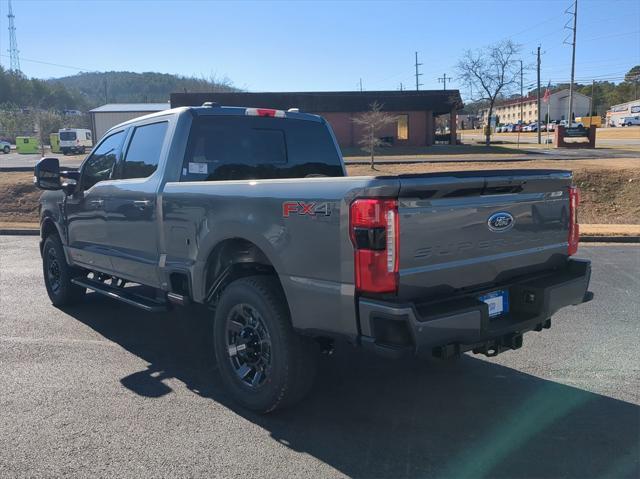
90, 103, 170, 113
170, 91, 463, 115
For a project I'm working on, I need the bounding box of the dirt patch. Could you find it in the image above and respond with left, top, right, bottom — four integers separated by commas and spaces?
2, 158, 639, 225
0, 172, 41, 223
574, 169, 640, 224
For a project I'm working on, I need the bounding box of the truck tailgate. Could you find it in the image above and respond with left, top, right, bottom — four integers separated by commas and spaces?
396, 170, 573, 301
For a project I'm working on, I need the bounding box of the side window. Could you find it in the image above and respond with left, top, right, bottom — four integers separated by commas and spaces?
86, 132, 92, 140
121, 122, 168, 179
81, 131, 125, 190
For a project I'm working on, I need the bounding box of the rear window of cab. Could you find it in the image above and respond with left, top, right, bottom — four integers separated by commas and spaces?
180, 116, 343, 181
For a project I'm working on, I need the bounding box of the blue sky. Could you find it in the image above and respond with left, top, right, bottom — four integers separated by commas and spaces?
1, 0, 638, 100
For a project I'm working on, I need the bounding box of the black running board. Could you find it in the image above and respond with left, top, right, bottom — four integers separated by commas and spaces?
71, 277, 169, 312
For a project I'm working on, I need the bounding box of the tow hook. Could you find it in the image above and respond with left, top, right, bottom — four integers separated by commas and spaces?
317, 338, 334, 355
473, 334, 524, 357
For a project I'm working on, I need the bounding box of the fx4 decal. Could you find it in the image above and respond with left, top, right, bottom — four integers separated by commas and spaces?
282, 201, 332, 218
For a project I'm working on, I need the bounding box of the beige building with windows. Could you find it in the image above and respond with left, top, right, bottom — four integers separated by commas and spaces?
480, 89, 591, 125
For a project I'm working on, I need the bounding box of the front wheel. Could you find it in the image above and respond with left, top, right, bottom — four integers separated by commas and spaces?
2, 145, 9, 154
42, 235, 86, 306
213, 276, 318, 413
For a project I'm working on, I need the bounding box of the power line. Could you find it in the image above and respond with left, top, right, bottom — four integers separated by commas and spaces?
0, 53, 94, 71
581, 30, 640, 42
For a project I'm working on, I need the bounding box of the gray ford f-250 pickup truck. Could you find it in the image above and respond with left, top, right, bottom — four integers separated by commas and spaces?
35, 104, 592, 412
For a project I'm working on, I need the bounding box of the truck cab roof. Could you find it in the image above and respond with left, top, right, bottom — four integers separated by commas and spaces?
109, 104, 324, 134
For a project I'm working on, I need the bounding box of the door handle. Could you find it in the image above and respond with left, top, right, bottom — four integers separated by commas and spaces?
89, 199, 104, 208
133, 200, 151, 209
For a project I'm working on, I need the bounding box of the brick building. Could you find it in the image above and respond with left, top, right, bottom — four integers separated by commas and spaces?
170, 90, 463, 148
478, 89, 591, 126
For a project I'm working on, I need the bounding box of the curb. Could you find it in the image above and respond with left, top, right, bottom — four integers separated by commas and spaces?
0, 166, 80, 173
579, 236, 640, 243
0, 167, 36, 172
0, 229, 39, 236
0, 228, 638, 243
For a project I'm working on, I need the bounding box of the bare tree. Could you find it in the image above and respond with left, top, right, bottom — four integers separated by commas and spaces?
34, 110, 63, 156
353, 101, 398, 169
456, 40, 521, 145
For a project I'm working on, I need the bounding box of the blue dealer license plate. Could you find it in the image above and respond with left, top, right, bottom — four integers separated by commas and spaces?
479, 290, 509, 318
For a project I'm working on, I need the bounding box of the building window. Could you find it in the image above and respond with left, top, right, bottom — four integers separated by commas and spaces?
397, 115, 409, 140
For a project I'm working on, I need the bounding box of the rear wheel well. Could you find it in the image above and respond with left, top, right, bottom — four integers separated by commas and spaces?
41, 218, 58, 240
204, 238, 335, 351
204, 238, 279, 307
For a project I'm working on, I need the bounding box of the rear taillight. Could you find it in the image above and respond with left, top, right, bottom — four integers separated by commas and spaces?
568, 186, 580, 256
349, 199, 399, 293
245, 108, 285, 118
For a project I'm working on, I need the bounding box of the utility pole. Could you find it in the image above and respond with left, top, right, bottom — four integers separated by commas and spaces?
517, 60, 524, 149
566, 0, 578, 124
359, 78, 363, 92
520, 60, 524, 124
414, 51, 423, 91
537, 46, 542, 144
399, 82, 404, 91
589, 79, 595, 122
438, 73, 449, 90
7, 0, 21, 72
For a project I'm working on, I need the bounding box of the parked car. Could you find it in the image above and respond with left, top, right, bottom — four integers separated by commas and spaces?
0, 140, 10, 154
527, 122, 539, 132
559, 120, 583, 128
34, 104, 593, 413
58, 128, 93, 155
504, 123, 515, 133
619, 116, 640, 127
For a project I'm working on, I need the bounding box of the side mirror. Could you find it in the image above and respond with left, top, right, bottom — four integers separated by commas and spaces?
34, 157, 61, 190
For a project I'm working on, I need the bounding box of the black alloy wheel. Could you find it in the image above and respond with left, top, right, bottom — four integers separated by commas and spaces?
225, 303, 272, 389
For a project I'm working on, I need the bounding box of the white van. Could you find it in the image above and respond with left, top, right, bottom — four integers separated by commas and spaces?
58, 128, 93, 154
618, 116, 640, 127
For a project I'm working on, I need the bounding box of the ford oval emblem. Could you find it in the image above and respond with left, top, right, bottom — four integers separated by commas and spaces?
488, 212, 514, 232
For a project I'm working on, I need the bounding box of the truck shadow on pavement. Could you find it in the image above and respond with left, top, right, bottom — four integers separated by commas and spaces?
64, 293, 639, 479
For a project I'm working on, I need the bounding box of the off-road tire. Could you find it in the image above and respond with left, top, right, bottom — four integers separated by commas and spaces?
42, 235, 85, 307
213, 275, 318, 413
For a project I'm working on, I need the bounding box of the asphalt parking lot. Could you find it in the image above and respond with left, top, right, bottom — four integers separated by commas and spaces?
0, 150, 85, 170
0, 237, 638, 478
